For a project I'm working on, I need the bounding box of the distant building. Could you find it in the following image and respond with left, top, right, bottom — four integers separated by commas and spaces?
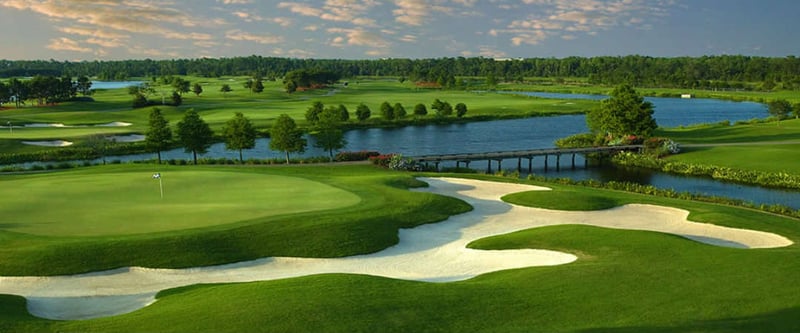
681, 94, 693, 99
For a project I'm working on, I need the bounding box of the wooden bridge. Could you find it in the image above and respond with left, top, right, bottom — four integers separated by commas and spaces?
410, 145, 643, 172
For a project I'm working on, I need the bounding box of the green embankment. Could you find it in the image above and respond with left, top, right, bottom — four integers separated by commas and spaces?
655, 119, 800, 174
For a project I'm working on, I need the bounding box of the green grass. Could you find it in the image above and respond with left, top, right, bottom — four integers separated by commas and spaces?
3, 172, 799, 332
655, 119, 800, 174
0, 164, 471, 276
0, 165, 360, 236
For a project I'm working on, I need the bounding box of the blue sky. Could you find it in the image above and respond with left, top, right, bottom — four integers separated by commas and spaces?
1, 0, 797, 60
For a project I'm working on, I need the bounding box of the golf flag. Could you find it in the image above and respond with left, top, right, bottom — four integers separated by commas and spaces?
153, 173, 164, 198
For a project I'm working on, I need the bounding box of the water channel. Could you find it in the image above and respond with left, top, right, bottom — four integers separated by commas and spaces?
19, 89, 800, 209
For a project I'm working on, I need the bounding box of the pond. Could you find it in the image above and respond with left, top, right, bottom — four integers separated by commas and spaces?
91, 81, 143, 90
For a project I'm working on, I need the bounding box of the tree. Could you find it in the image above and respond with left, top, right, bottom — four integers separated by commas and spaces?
455, 103, 468, 118
413, 103, 427, 117
767, 99, 792, 125
356, 103, 371, 121
285, 80, 297, 93
243, 78, 254, 92
431, 99, 452, 117
380, 101, 395, 120
393, 103, 406, 119
305, 101, 324, 123
337, 104, 350, 122
794, 103, 800, 119
313, 107, 347, 161
269, 114, 307, 164
176, 109, 214, 164
587, 84, 657, 139
191, 83, 203, 96
145, 108, 172, 164
170, 91, 182, 106
172, 78, 190, 95
0, 81, 9, 107
252, 79, 264, 93
76, 76, 93, 96
222, 112, 257, 162
220, 84, 232, 97
8, 78, 28, 108
86, 134, 110, 165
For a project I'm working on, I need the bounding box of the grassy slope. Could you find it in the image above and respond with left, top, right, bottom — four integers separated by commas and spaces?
0, 164, 471, 276
3, 175, 798, 332
656, 119, 800, 174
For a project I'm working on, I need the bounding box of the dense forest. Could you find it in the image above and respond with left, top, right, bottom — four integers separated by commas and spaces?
2, 55, 800, 90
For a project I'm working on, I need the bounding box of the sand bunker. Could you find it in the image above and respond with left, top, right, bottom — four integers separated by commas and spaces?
24, 123, 67, 128
21, 140, 73, 147
0, 177, 791, 320
96, 122, 132, 127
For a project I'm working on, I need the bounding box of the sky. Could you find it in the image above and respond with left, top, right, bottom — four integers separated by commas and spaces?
1, 0, 798, 61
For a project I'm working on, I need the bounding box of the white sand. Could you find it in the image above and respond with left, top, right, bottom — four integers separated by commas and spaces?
24, 123, 67, 128
106, 134, 145, 142
0, 177, 791, 320
95, 122, 132, 127
21, 140, 73, 147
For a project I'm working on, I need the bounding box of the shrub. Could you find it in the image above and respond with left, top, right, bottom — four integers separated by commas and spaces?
335, 151, 380, 162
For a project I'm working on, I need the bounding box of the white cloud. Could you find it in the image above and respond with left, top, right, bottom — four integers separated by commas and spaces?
47, 37, 92, 53
497, 0, 674, 47
225, 29, 284, 44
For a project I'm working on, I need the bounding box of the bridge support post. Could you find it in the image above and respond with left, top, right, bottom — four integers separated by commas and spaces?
517, 158, 522, 173
486, 160, 492, 174
528, 157, 533, 174
497, 159, 502, 172
543, 155, 549, 172
434, 162, 440, 172
456, 161, 460, 169
571, 153, 576, 169
556, 154, 561, 171
464, 161, 470, 169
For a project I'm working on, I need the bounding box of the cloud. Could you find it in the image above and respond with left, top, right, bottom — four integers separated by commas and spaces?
495, 0, 675, 46
272, 17, 294, 27
277, 1, 380, 27
217, 0, 253, 4
2, 0, 215, 41
225, 29, 284, 44
277, 2, 324, 17
392, 0, 454, 26
327, 27, 390, 48
47, 37, 91, 53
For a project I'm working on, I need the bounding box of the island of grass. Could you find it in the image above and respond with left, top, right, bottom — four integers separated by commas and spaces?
1, 164, 799, 332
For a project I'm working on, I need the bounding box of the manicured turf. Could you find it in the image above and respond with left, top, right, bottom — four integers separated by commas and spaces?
0, 166, 360, 236
656, 119, 800, 174
0, 164, 471, 276
2, 172, 798, 332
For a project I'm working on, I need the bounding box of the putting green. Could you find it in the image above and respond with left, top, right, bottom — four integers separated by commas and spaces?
0, 168, 360, 236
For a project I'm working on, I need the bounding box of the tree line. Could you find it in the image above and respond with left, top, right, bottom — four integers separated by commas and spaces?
0, 75, 92, 108
3, 55, 800, 89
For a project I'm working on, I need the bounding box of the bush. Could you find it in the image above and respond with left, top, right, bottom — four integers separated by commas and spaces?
335, 151, 380, 162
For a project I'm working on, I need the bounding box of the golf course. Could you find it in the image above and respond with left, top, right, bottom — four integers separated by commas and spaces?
0, 76, 799, 332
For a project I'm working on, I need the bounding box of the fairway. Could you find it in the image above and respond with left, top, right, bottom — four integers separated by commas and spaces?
0, 167, 360, 236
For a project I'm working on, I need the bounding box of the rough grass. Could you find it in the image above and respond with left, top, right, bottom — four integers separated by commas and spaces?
2, 173, 800, 332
